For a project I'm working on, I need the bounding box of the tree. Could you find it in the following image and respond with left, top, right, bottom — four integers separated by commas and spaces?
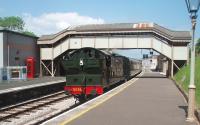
0, 16, 25, 31
0, 16, 37, 37
22, 31, 37, 37
0, 17, 3, 26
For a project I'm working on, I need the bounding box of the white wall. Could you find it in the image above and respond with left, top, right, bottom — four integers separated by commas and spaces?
82, 38, 95, 48
41, 48, 53, 60
69, 38, 81, 49
0, 33, 3, 68
40, 36, 188, 61
173, 47, 188, 60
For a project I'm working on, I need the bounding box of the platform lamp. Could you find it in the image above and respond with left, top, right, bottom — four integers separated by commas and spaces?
185, 0, 200, 121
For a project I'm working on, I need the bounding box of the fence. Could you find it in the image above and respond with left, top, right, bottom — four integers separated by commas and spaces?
0, 66, 27, 81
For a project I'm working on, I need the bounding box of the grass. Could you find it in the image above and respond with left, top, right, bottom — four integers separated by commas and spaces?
174, 56, 200, 109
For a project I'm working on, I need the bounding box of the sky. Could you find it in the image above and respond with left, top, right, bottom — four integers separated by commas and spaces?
0, 0, 199, 58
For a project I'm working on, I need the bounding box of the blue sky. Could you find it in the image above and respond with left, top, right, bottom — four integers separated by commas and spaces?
0, 0, 199, 58
0, 0, 198, 32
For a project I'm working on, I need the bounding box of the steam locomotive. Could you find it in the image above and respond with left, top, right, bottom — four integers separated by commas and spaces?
61, 47, 141, 100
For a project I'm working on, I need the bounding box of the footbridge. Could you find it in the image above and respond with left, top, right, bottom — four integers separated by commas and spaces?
37, 23, 191, 77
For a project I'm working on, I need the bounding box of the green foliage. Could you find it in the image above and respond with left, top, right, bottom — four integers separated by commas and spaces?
22, 31, 37, 37
196, 38, 200, 55
0, 16, 25, 31
174, 56, 200, 108
0, 17, 3, 26
0, 16, 37, 37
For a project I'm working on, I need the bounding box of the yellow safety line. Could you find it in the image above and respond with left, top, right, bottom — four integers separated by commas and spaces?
60, 73, 143, 125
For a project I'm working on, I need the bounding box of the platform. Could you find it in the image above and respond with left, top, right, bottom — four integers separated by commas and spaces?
42, 72, 198, 125
0, 77, 65, 94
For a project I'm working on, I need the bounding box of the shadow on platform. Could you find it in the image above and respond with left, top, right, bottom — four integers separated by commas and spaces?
178, 106, 188, 117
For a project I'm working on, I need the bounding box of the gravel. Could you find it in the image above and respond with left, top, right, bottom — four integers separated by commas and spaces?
0, 97, 76, 125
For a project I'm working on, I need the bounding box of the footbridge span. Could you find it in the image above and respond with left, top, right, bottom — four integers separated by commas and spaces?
37, 23, 191, 77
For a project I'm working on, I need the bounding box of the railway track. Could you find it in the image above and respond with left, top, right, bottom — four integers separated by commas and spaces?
0, 91, 72, 122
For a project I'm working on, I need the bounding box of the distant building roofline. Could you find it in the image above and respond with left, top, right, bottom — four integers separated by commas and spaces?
0, 27, 38, 39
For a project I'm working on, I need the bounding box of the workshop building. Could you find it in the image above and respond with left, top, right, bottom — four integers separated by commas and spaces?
0, 27, 39, 79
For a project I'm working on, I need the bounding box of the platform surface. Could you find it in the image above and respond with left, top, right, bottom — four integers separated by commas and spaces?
43, 72, 198, 125
0, 77, 65, 94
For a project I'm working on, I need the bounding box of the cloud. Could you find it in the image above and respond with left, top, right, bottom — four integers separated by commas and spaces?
22, 12, 105, 36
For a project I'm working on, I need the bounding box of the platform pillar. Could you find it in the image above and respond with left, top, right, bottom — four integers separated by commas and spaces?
171, 60, 174, 77
187, 45, 190, 65
170, 45, 174, 77
51, 60, 54, 77
39, 60, 43, 77
51, 45, 54, 77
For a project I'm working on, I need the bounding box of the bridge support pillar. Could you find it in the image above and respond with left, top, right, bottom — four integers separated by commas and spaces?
170, 45, 174, 77
51, 45, 55, 77
171, 59, 174, 77
39, 59, 43, 77
40, 60, 54, 77
51, 59, 54, 77
187, 45, 190, 65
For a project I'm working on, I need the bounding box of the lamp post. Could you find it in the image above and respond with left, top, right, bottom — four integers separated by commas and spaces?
185, 0, 200, 121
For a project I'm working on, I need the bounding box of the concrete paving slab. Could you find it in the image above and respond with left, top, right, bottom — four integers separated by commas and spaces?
0, 77, 65, 94
43, 72, 198, 125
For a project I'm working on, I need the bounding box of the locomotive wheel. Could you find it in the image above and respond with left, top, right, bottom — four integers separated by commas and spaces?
78, 94, 88, 102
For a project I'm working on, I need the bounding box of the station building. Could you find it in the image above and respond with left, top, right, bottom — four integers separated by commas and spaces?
0, 27, 39, 80
142, 55, 168, 74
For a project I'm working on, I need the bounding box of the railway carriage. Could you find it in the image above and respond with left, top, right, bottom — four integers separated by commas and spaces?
61, 47, 141, 100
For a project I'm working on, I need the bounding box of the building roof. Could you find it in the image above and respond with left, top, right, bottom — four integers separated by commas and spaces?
38, 23, 191, 45
0, 27, 38, 38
